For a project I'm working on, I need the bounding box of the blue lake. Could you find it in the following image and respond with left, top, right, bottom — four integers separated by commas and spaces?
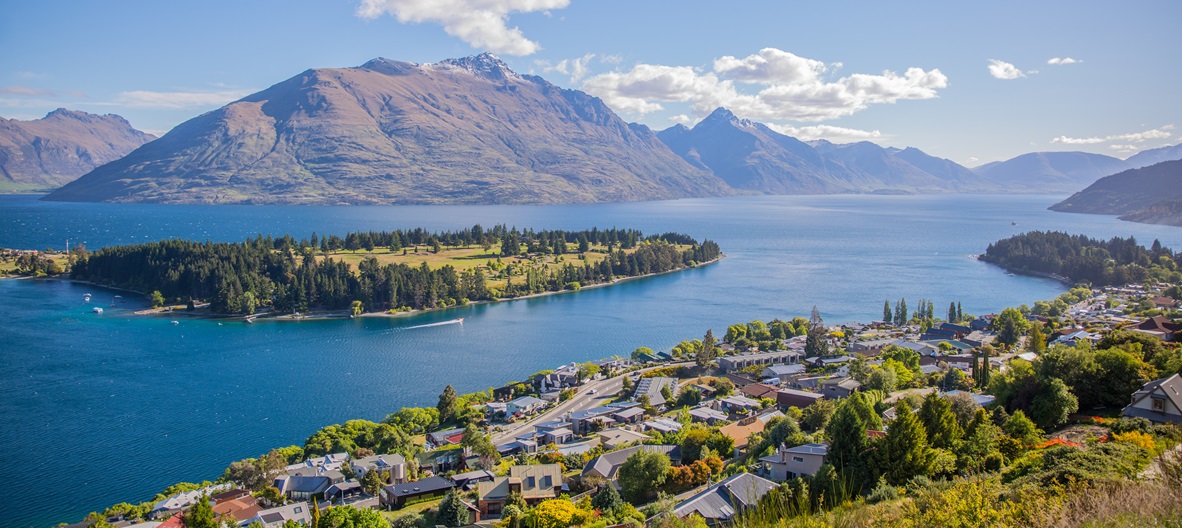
1, 193, 1180, 527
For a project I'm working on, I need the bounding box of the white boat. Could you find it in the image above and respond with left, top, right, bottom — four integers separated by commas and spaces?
171, 320, 179, 325
83, 294, 91, 302
92, 307, 103, 314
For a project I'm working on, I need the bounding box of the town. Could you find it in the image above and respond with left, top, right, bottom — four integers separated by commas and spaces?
71, 277, 1182, 528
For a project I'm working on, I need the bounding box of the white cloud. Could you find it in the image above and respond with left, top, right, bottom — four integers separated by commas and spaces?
967, 156, 979, 164
1051, 125, 1174, 145
114, 89, 252, 109
598, 54, 623, 65
765, 122, 883, 142
668, 114, 692, 125
987, 59, 1025, 80
356, 0, 570, 56
536, 53, 596, 82
1047, 57, 1082, 65
581, 48, 947, 122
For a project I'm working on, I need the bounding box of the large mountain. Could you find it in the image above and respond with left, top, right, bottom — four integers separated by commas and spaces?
45, 55, 731, 204
1048, 159, 1182, 226
0, 109, 155, 192
656, 108, 989, 194
971, 151, 1131, 192
1125, 142, 1182, 169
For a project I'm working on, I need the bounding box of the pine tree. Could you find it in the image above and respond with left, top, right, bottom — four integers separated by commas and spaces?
438, 385, 458, 423
805, 306, 830, 357
436, 489, 469, 527
826, 402, 867, 471
880, 405, 930, 485
1028, 322, 1046, 354
918, 393, 962, 449
697, 329, 718, 367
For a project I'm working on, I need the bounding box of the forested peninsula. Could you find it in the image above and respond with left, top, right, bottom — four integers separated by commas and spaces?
980, 231, 1180, 286
68, 226, 722, 316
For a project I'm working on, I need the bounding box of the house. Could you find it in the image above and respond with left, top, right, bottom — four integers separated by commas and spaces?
760, 443, 828, 481
634, 377, 678, 407
776, 389, 823, 409
380, 476, 454, 510
761, 363, 806, 380
942, 390, 996, 407
535, 370, 578, 393
718, 350, 803, 372
451, 470, 496, 491
1051, 330, 1101, 347
642, 417, 683, 434
495, 438, 537, 456
324, 480, 363, 503
567, 401, 643, 434
274, 474, 333, 501
719, 411, 783, 457
820, 377, 861, 399
425, 427, 467, 449
688, 406, 729, 425
581, 445, 682, 480
210, 494, 261, 524
507, 396, 547, 416
672, 473, 778, 525
742, 383, 780, 401
149, 484, 232, 519
717, 395, 762, 414
810, 356, 853, 368
1122, 373, 1182, 424
598, 428, 652, 449
415, 448, 465, 474
1151, 297, 1179, 310
241, 502, 311, 528
350, 454, 408, 484
1131, 316, 1182, 342
541, 427, 574, 445
477, 464, 564, 517
850, 338, 895, 355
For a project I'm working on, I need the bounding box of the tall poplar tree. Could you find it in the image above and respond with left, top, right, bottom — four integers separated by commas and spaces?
884, 300, 892, 324
438, 385, 458, 424
948, 302, 957, 323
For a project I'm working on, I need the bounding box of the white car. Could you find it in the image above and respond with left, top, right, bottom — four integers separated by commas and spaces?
588, 389, 597, 394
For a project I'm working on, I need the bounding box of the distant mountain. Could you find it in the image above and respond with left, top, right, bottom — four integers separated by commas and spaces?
45, 54, 731, 205
1049, 159, 1182, 226
0, 109, 155, 192
971, 151, 1130, 192
656, 108, 989, 194
1125, 143, 1182, 169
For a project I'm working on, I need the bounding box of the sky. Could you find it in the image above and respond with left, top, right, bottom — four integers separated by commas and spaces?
2, 0, 1179, 166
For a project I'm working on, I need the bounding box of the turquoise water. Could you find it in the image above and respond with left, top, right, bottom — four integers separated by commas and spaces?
1, 193, 1180, 527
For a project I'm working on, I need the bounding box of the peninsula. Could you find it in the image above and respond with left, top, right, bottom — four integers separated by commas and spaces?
61, 226, 722, 318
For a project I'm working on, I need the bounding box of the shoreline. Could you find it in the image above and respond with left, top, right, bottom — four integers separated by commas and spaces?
11, 255, 724, 323
974, 255, 1073, 285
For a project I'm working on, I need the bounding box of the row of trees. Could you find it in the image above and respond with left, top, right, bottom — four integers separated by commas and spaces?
981, 231, 1179, 286
70, 227, 720, 314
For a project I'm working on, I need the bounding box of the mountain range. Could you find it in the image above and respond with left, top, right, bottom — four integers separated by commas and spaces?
45, 55, 731, 204
1049, 160, 1182, 227
30, 55, 1182, 205
0, 109, 155, 192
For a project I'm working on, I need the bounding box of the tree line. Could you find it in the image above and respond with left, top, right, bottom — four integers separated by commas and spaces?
981, 231, 1179, 286
68, 226, 721, 315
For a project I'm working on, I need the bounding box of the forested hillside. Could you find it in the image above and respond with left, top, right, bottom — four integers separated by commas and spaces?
70, 226, 720, 315
980, 231, 1179, 286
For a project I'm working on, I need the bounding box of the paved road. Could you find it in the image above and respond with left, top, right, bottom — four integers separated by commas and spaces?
491, 362, 693, 445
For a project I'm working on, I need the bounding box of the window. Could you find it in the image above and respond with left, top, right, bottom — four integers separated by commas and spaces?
294, 507, 303, 513
1153, 398, 1165, 411
792, 456, 804, 462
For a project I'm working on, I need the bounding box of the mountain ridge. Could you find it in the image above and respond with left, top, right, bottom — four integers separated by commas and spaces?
1049, 159, 1182, 227
0, 109, 156, 192
45, 54, 732, 205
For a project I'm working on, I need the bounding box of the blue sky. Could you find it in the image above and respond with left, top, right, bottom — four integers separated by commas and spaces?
2, 0, 1178, 165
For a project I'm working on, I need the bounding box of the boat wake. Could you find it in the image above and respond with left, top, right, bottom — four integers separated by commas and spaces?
402, 318, 464, 330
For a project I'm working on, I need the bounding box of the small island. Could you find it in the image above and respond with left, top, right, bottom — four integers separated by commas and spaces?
57, 226, 722, 319
980, 230, 1181, 286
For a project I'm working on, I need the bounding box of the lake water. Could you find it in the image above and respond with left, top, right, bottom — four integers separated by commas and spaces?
1, 193, 1180, 527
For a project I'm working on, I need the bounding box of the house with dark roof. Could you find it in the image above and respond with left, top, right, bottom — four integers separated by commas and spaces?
477, 464, 564, 517
761, 363, 806, 380
1122, 373, 1182, 424
380, 476, 454, 510
1131, 316, 1182, 342
634, 377, 678, 407
759, 443, 828, 481
820, 377, 861, 399
672, 473, 778, 525
350, 453, 407, 484
776, 388, 823, 409
325, 480, 363, 503
741, 383, 780, 400
451, 469, 496, 491
581, 445, 681, 480
273, 474, 333, 501
688, 406, 729, 425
